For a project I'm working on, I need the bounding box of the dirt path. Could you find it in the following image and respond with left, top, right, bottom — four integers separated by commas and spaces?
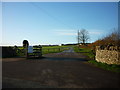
2, 48, 120, 88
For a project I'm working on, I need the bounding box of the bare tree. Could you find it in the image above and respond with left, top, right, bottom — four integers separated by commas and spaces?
77, 29, 89, 45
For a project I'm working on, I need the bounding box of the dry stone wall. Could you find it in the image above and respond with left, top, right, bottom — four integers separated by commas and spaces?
96, 46, 120, 65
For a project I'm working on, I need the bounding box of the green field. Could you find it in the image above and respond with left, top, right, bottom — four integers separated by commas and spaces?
73, 46, 95, 59
42, 46, 69, 54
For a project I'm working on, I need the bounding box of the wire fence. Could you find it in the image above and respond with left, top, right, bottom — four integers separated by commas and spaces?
42, 47, 70, 54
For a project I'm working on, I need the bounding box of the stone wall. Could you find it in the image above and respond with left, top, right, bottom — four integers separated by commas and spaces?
96, 46, 120, 65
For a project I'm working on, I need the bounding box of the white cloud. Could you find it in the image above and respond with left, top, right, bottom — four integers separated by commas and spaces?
54, 29, 103, 36
88, 29, 104, 35
54, 29, 75, 32
89, 31, 102, 35
58, 32, 77, 36
54, 29, 77, 36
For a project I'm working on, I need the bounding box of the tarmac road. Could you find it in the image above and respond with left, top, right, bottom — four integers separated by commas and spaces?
62, 47, 75, 53
2, 47, 120, 88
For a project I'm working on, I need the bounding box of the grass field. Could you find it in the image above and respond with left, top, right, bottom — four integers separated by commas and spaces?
42, 46, 69, 54
73, 46, 95, 59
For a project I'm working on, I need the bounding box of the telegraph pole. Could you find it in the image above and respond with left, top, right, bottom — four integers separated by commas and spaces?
77, 30, 80, 45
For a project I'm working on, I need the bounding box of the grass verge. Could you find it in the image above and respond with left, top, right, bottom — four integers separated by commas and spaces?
88, 60, 120, 73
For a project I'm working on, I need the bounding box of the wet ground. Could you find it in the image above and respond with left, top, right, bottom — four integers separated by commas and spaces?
2, 48, 120, 88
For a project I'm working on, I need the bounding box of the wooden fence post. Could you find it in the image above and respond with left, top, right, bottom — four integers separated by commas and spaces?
25, 44, 28, 58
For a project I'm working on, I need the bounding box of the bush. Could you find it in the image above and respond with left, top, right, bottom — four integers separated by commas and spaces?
2, 46, 17, 58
